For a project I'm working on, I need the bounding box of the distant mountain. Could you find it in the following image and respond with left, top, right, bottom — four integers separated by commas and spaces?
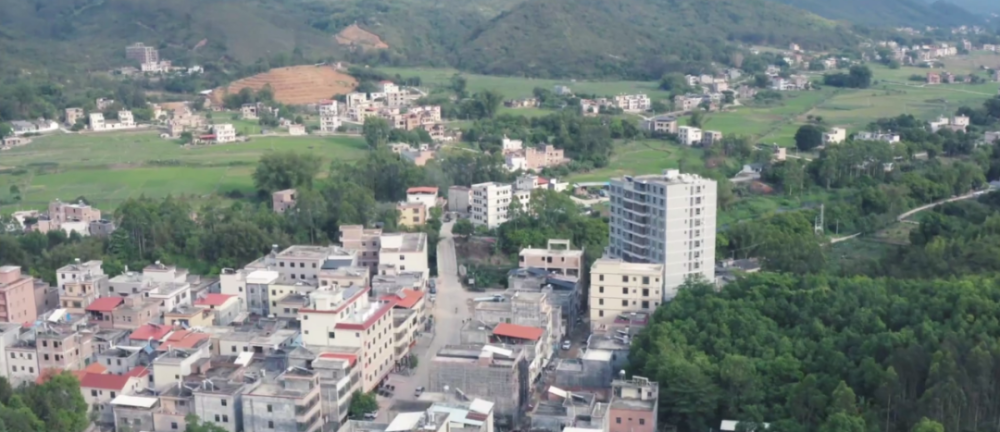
0, 0, 859, 80
772, 0, 980, 27
931, 0, 1000, 13
453, 0, 857, 78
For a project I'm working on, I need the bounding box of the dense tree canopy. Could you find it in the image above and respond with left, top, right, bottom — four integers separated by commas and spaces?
631, 274, 1000, 432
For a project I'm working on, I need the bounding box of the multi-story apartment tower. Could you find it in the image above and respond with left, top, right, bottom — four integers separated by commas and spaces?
470, 182, 531, 229
607, 169, 716, 299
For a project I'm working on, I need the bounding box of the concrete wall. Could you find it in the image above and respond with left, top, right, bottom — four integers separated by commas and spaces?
242, 395, 296, 432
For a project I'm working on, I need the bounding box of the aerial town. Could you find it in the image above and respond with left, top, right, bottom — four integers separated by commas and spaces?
3, 2, 1000, 432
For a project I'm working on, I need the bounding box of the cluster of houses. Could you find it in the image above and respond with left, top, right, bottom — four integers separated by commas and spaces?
10, 199, 116, 237
448, 175, 567, 229
500, 136, 569, 172
639, 116, 723, 147
122, 43, 202, 76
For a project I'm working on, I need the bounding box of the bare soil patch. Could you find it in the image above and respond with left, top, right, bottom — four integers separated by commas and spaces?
212, 65, 358, 105
335, 24, 389, 50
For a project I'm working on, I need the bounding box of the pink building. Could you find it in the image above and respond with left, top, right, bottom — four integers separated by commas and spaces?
48, 199, 102, 225
609, 376, 659, 432
0, 266, 39, 325
272, 189, 297, 213
524, 145, 568, 171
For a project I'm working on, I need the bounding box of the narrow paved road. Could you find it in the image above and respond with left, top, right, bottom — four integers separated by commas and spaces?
377, 219, 477, 414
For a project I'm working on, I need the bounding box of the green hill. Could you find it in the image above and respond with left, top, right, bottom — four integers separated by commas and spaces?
0, 0, 858, 79
932, 0, 1000, 13
771, 0, 979, 27
454, 0, 857, 78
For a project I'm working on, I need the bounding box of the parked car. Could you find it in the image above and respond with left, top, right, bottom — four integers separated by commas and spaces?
414, 386, 425, 397
562, 340, 572, 350
363, 411, 378, 420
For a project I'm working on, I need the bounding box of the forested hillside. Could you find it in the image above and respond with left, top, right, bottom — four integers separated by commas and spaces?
0, 0, 856, 79
772, 0, 978, 27
631, 274, 1000, 432
453, 0, 855, 78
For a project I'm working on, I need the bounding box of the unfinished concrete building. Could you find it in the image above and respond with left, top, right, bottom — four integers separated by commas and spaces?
530, 387, 609, 432
242, 367, 323, 432
551, 350, 614, 392
428, 344, 528, 425
608, 376, 659, 432
507, 268, 581, 334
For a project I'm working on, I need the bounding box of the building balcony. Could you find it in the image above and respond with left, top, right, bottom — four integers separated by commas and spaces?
295, 397, 320, 417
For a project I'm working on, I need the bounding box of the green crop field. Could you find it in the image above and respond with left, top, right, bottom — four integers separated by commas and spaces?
567, 140, 704, 182
0, 131, 368, 211
378, 66, 673, 101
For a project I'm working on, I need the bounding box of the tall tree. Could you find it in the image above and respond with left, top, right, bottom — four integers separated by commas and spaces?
362, 117, 392, 150
252, 151, 321, 193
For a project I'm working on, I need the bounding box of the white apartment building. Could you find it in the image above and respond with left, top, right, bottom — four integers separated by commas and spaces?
613, 94, 651, 112
677, 126, 703, 146
589, 259, 663, 328
377, 233, 429, 279
298, 288, 396, 392
607, 169, 717, 299
470, 182, 531, 229
90, 112, 138, 132
319, 100, 340, 133
214, 124, 236, 143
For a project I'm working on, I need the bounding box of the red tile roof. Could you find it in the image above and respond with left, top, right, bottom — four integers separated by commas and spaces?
36, 368, 62, 384
318, 352, 358, 367
124, 366, 150, 378
492, 323, 544, 341
537, 177, 549, 185
129, 324, 174, 341
407, 186, 438, 195
381, 289, 424, 309
80, 372, 133, 391
156, 330, 209, 351
194, 294, 234, 307
85, 297, 124, 312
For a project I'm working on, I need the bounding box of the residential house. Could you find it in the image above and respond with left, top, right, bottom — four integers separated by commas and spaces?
397, 202, 427, 227
81, 372, 146, 425
319, 100, 341, 133
125, 43, 159, 64
193, 294, 243, 325
428, 344, 529, 423
608, 376, 659, 432
505, 98, 538, 108
272, 189, 297, 213
589, 259, 663, 329
0, 266, 38, 324
65, 108, 85, 126
213, 124, 237, 144
927, 72, 942, 85
340, 225, 383, 270
10, 119, 59, 135
822, 127, 847, 145
288, 124, 307, 136
700, 130, 723, 147
673, 95, 703, 112
677, 126, 703, 146
1, 136, 30, 150
612, 94, 651, 113
855, 131, 901, 143
448, 186, 471, 215
553, 86, 572, 95
470, 182, 531, 228
241, 104, 260, 120
641, 116, 678, 134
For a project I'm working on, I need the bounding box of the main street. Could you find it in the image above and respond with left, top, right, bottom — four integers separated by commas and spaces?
375, 219, 479, 417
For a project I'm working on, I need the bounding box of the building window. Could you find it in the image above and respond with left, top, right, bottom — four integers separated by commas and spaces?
171, 422, 178, 430
222, 399, 227, 407
640, 419, 646, 425
599, 275, 604, 281
268, 421, 275, 429
299, 262, 305, 268
231, 346, 237, 352
642, 276, 650, 284
642, 301, 650, 309
599, 286, 604, 293
599, 299, 604, 305
267, 405, 273, 413
598, 310, 604, 317
215, 415, 221, 422
91, 390, 98, 396
622, 288, 628, 295
621, 300, 628, 306
223, 415, 229, 423
616, 418, 622, 424
642, 288, 649, 297
110, 392, 116, 398
328, 332, 336, 339
280, 262, 285, 267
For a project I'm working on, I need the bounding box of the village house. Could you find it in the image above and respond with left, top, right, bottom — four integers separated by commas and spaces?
65, 108, 85, 126
10, 119, 59, 136
855, 131, 901, 143
212, 124, 237, 144
700, 130, 723, 147
272, 189, 297, 213
673, 94, 703, 112
288, 124, 307, 136
612, 94, 651, 113
580, 100, 601, 116
505, 144, 569, 172
927, 72, 942, 85
1, 136, 30, 151
318, 100, 340, 133
641, 116, 678, 134
677, 126, 703, 146
90, 111, 136, 132
823, 127, 847, 145
125, 43, 159, 64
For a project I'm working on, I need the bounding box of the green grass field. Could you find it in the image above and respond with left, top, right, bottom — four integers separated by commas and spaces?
566, 140, 704, 182
0, 131, 368, 211
378, 66, 673, 100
